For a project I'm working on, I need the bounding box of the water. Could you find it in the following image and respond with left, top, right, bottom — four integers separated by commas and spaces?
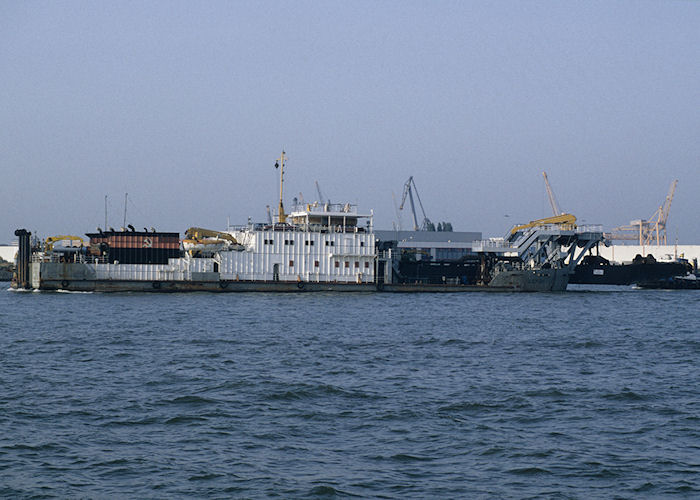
1, 286, 699, 498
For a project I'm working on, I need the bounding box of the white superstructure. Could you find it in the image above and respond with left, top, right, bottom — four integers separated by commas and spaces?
222, 202, 376, 283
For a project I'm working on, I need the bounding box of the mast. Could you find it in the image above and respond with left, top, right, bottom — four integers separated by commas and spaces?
275, 151, 287, 223
123, 192, 128, 229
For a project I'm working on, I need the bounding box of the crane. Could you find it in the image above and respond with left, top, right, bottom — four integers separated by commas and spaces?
399, 176, 433, 231
605, 180, 678, 245
315, 181, 327, 205
44, 235, 86, 252
645, 179, 678, 245
542, 171, 564, 216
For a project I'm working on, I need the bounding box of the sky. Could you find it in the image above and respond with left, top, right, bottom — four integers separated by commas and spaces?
1, 1, 699, 244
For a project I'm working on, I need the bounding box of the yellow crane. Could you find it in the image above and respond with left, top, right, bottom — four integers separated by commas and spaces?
506, 172, 576, 236
184, 227, 238, 244
44, 235, 85, 252
509, 213, 577, 236
605, 180, 678, 245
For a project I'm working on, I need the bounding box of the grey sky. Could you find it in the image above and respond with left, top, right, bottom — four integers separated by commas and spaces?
2, 1, 699, 243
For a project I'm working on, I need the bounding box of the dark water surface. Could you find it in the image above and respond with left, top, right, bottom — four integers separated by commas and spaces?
1, 286, 699, 498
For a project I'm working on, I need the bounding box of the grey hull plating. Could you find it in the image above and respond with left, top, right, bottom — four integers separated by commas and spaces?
32, 262, 567, 293
487, 268, 570, 292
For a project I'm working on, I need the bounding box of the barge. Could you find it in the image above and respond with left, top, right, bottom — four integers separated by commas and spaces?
12, 154, 604, 293
569, 254, 690, 286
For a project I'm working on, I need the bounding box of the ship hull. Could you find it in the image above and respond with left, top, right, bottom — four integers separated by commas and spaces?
29, 262, 566, 293
487, 268, 570, 292
570, 261, 688, 285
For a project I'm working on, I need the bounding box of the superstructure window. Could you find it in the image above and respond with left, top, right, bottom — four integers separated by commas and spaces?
354, 261, 359, 268
289, 260, 294, 267
360, 242, 365, 247
344, 261, 349, 268
364, 262, 369, 268
334, 261, 339, 268
314, 260, 319, 267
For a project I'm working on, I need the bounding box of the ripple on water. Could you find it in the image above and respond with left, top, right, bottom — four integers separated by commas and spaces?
2, 289, 699, 498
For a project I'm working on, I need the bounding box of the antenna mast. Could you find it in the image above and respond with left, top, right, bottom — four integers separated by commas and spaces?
104, 195, 108, 229
123, 193, 128, 229
275, 151, 287, 223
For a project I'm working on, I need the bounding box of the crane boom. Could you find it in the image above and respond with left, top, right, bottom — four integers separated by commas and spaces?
315, 181, 326, 204
399, 176, 433, 231
542, 171, 563, 216
605, 179, 679, 245
400, 178, 418, 230
643, 179, 678, 245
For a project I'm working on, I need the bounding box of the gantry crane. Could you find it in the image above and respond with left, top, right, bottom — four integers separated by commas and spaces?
605, 180, 678, 245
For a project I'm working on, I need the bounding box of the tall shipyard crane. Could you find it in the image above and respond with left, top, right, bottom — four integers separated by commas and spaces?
399, 176, 433, 231
605, 180, 678, 245
542, 171, 565, 216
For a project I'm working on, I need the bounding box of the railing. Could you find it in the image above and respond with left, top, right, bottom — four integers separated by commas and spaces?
472, 239, 512, 249
576, 225, 604, 233
229, 223, 369, 234
290, 202, 359, 214
31, 253, 109, 264
509, 223, 603, 235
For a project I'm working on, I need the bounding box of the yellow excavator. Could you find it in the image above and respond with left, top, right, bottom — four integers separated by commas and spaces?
44, 235, 86, 252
